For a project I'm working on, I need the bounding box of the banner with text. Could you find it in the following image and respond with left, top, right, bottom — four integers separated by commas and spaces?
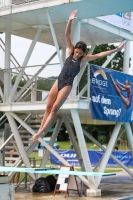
98, 12, 133, 33
90, 65, 133, 122
50, 150, 133, 166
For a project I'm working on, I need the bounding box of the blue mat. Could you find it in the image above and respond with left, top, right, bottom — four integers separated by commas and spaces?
0, 166, 116, 177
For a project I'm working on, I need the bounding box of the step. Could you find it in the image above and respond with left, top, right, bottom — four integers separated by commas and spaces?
5, 157, 20, 161
5, 152, 19, 155
20, 135, 31, 138
28, 120, 41, 123
29, 125, 40, 128
19, 130, 29, 133
5, 146, 14, 150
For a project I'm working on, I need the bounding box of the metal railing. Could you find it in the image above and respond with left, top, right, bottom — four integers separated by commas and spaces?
0, 0, 55, 8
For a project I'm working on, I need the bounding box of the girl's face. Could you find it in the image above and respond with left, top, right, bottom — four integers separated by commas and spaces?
73, 48, 84, 60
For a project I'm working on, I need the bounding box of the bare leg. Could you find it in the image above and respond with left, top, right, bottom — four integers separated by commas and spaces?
37, 80, 58, 132
31, 86, 72, 141
110, 75, 122, 96
11, 174, 15, 183
110, 75, 130, 109
16, 172, 20, 185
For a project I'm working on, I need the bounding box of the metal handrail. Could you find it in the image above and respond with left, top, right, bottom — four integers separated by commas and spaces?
0, 62, 60, 72
0, 38, 29, 81
12, 0, 41, 5
0, 113, 32, 151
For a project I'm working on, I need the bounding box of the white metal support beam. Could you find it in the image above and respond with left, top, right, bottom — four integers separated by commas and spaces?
95, 122, 122, 187
64, 117, 85, 171
78, 45, 96, 83
87, 64, 90, 100
10, 26, 43, 102
8, 140, 39, 179
102, 40, 126, 68
10, 112, 90, 187
13, 51, 57, 102
102, 51, 118, 68
10, 112, 71, 165
76, 45, 96, 98
123, 40, 130, 74
77, 83, 88, 99
82, 128, 133, 177
4, 32, 11, 102
61, 48, 66, 64
70, 19, 81, 99
37, 116, 63, 178
122, 40, 133, 158
124, 123, 133, 158
6, 112, 35, 180
46, 9, 63, 68
0, 38, 29, 81
71, 109, 96, 188
0, 86, 5, 102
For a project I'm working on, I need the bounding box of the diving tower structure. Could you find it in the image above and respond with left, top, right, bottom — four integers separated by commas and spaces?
0, 0, 133, 196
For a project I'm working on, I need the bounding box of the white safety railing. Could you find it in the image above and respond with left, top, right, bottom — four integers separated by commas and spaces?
0, 0, 55, 7
0, 0, 12, 7
12, 0, 38, 5
0, 0, 40, 7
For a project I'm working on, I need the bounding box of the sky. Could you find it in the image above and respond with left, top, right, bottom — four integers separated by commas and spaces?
0, 33, 133, 79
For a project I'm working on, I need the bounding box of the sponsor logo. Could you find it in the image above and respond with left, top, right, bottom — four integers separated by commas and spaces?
93, 69, 107, 80
92, 69, 108, 87
60, 153, 77, 158
116, 12, 131, 27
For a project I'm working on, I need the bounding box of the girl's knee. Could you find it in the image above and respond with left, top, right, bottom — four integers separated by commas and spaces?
51, 105, 58, 115
46, 105, 52, 113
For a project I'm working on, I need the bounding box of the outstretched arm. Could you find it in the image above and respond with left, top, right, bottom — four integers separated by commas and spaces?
116, 80, 125, 87
82, 43, 125, 61
117, 80, 129, 91
65, 10, 78, 57
117, 83, 125, 91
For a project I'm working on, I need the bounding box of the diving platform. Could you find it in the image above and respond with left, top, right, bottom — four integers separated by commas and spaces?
0, 100, 115, 124
0, 0, 133, 45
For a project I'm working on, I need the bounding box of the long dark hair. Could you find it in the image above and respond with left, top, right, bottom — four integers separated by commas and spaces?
74, 41, 87, 53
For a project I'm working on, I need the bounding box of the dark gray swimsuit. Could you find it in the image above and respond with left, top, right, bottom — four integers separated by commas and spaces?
58, 54, 81, 91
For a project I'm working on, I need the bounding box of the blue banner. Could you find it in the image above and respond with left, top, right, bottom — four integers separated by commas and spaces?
50, 150, 133, 166
90, 65, 133, 122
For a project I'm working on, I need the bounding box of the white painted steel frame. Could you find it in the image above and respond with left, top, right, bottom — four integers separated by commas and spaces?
6, 113, 35, 180
13, 51, 57, 102
70, 19, 81, 99
123, 41, 133, 159
10, 26, 43, 102
46, 8, 63, 68
37, 116, 63, 179
82, 128, 133, 177
71, 109, 96, 188
10, 112, 90, 187
4, 32, 11, 102
64, 117, 85, 171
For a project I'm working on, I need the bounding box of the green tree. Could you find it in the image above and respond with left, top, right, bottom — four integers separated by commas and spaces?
37, 78, 55, 91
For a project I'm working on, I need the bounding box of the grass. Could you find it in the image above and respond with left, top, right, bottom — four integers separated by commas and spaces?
54, 141, 130, 151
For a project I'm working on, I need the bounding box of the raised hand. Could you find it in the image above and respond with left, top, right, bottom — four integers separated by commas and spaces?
69, 10, 78, 21
115, 43, 125, 52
